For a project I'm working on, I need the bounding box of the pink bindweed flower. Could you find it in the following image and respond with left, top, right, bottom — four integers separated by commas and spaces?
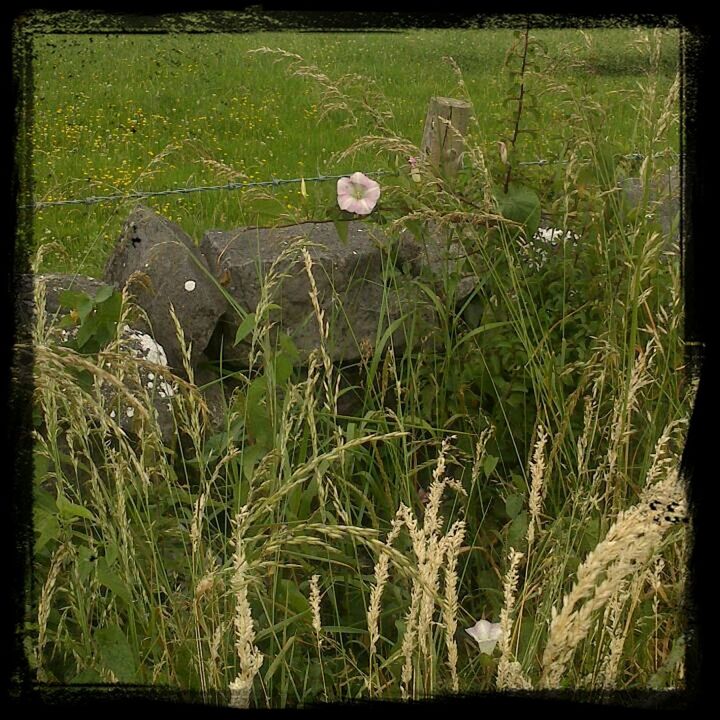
466, 619, 503, 654
337, 172, 381, 215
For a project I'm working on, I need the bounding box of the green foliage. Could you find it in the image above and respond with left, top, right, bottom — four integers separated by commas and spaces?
58, 284, 122, 355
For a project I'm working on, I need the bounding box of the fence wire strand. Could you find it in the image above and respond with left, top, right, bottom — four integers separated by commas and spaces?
22, 150, 677, 211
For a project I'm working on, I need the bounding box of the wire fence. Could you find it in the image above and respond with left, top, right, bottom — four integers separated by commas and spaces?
22, 150, 677, 211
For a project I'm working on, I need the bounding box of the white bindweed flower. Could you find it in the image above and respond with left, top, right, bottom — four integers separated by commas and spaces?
337, 172, 381, 215
466, 619, 502, 654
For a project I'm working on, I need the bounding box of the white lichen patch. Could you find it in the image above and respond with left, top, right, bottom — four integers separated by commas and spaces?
184, 279, 196, 292
157, 379, 177, 399
126, 407, 135, 418
120, 324, 168, 366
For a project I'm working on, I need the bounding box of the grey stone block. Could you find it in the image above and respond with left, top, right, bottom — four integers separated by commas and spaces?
104, 206, 228, 375
200, 221, 443, 365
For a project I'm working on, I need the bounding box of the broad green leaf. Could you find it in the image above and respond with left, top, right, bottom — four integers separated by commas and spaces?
505, 493, 525, 519
405, 219, 425, 241
96, 291, 121, 321
34, 511, 60, 554
234, 312, 256, 346
495, 182, 541, 241
483, 454, 499, 478
33, 451, 50, 487
275, 578, 311, 616
455, 320, 512, 349
104, 540, 119, 567
95, 625, 137, 683
274, 352, 294, 386
508, 510, 529, 548
93, 285, 114, 304
278, 331, 300, 362
58, 289, 87, 309
75, 315, 97, 349
242, 444, 266, 482
56, 492, 97, 523
77, 297, 95, 322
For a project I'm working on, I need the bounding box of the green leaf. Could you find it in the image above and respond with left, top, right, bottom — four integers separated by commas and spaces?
58, 289, 87, 309
274, 352, 294, 386
278, 332, 299, 363
242, 444, 266, 482
95, 625, 137, 683
455, 320, 512, 349
495, 182, 541, 241
33, 451, 50, 487
333, 220, 350, 244
508, 511, 529, 548
92, 323, 114, 349
55, 492, 97, 523
96, 291, 121, 322
275, 578, 311, 616
93, 285, 114, 304
405, 219, 425, 242
483, 454, 499, 478
75, 315, 97, 349
104, 540, 119, 567
96, 557, 132, 605
505, 494, 525, 519
233, 312, 256, 346
263, 636, 296, 684
76, 297, 95, 322
34, 511, 60, 554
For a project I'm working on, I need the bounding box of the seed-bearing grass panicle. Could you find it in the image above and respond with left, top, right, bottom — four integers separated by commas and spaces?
497, 548, 532, 690
397, 436, 468, 699
302, 247, 338, 418
540, 465, 685, 689
367, 510, 405, 694
228, 510, 263, 709
309, 574, 323, 647
526, 424, 548, 550
441, 517, 466, 693
597, 576, 632, 689
308, 573, 327, 701
471, 426, 495, 486
36, 543, 69, 680
247, 236, 306, 371
591, 339, 656, 511
191, 447, 241, 557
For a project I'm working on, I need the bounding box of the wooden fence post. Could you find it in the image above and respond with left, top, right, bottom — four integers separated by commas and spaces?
421, 97, 472, 178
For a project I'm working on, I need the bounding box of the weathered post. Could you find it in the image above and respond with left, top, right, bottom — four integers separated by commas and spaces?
421, 96, 472, 178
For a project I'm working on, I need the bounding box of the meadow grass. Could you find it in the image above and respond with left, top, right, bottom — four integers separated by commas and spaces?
30, 27, 678, 275
22, 25, 692, 706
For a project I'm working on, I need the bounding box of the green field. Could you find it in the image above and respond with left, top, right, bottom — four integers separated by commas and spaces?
21, 24, 691, 706
29, 28, 678, 275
